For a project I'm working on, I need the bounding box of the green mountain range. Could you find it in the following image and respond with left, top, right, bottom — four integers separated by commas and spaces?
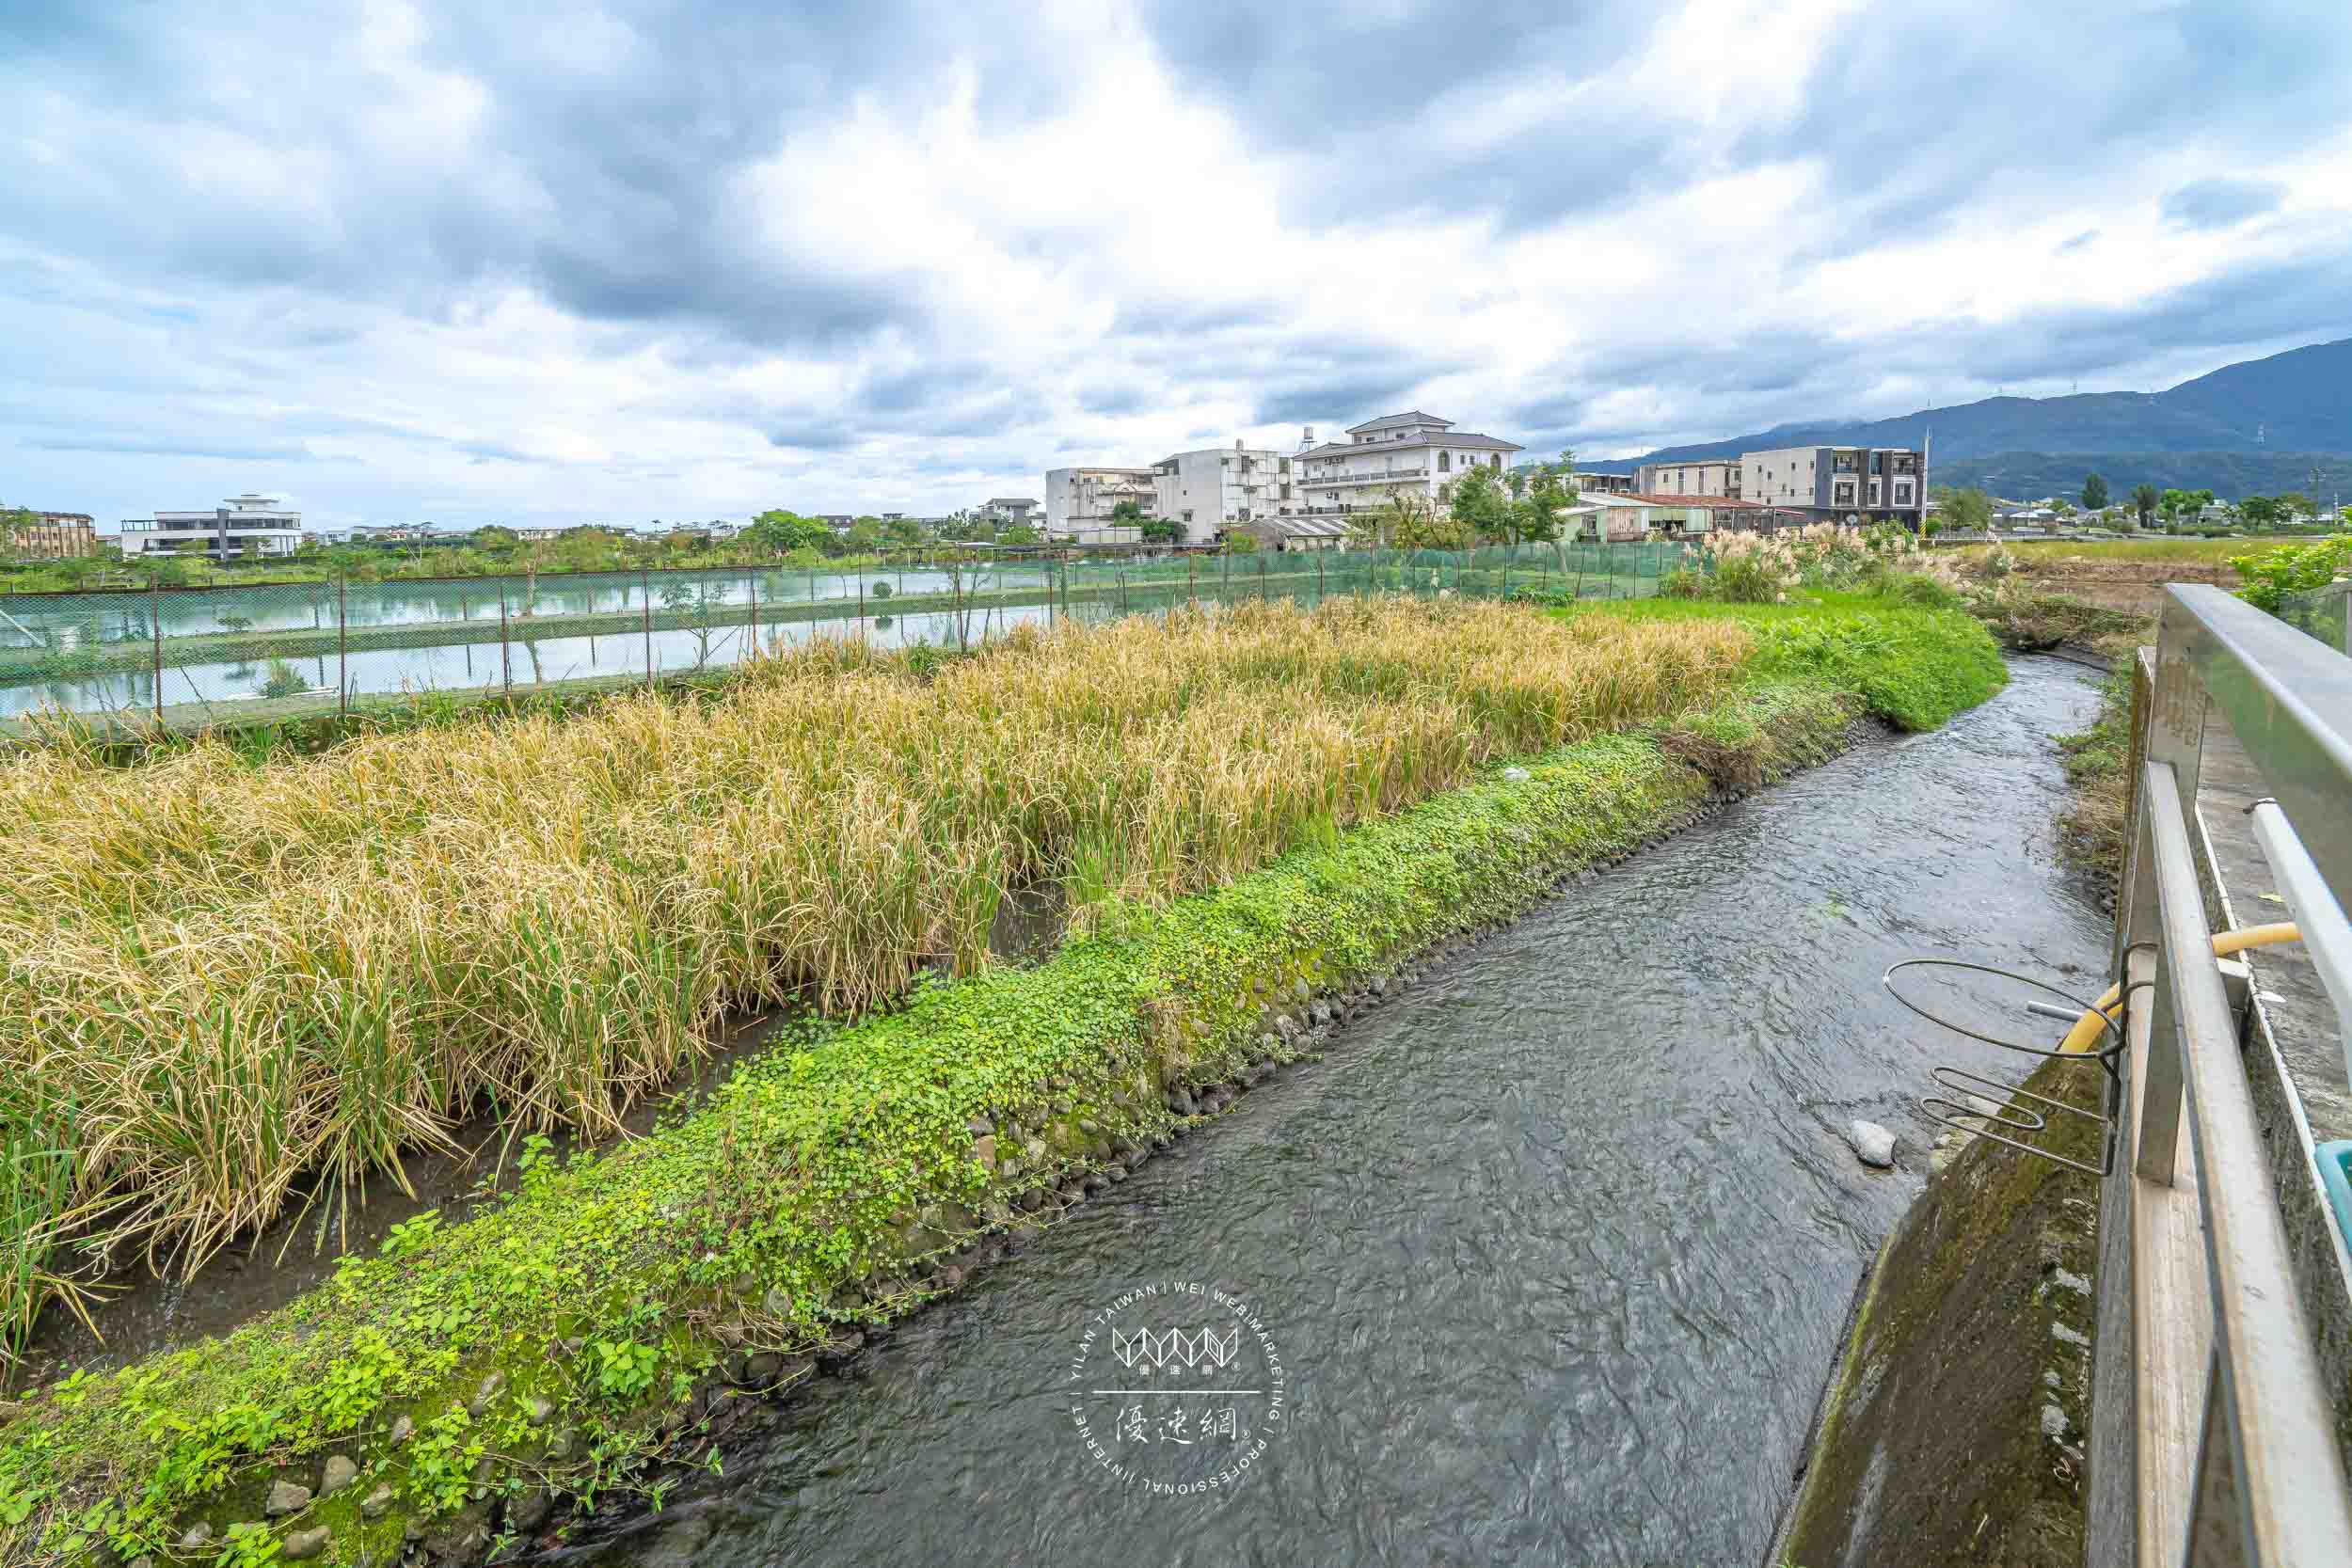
1584, 336, 2351, 499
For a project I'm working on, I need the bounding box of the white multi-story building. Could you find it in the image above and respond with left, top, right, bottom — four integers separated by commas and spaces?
1293, 412, 1523, 514
1740, 445, 1924, 524
1151, 440, 1294, 542
119, 494, 304, 559
976, 497, 1041, 528
1042, 467, 1155, 543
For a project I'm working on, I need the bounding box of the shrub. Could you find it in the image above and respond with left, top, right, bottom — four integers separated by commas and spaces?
2228, 534, 2351, 613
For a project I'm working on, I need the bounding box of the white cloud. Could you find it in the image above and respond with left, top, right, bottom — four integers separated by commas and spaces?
1, 0, 2348, 527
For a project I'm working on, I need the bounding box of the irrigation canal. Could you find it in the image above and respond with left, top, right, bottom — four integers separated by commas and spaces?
558, 657, 2110, 1567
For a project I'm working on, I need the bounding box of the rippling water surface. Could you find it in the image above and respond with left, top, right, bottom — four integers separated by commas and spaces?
580, 659, 2108, 1568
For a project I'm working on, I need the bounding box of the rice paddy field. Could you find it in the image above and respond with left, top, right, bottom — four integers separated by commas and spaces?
0, 595, 1762, 1355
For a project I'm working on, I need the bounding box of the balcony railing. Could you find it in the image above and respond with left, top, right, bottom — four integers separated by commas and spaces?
1299, 468, 1428, 487
2091, 584, 2352, 1566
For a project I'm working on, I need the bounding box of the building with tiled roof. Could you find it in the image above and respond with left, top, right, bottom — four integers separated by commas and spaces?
1294, 411, 1524, 515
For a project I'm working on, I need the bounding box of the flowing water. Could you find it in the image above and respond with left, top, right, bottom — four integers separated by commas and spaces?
566, 658, 2108, 1568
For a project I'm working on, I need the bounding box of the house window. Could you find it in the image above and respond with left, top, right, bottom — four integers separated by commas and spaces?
1438, 451, 1451, 471
1834, 483, 1856, 506
1894, 483, 1914, 504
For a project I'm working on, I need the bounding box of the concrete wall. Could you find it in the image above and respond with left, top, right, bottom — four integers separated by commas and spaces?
1780, 1053, 2101, 1568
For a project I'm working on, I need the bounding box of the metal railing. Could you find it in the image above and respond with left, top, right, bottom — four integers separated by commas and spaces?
1297, 467, 1430, 486
2093, 583, 2352, 1566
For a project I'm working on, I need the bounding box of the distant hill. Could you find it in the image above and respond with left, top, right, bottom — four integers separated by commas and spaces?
1928, 451, 2352, 504
1579, 337, 2352, 496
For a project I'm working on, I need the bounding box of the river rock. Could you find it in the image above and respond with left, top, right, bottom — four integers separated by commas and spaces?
421, 1501, 493, 1562
282, 1526, 331, 1561
360, 1483, 396, 1520
965, 1115, 993, 1135
969, 1133, 996, 1169
1849, 1120, 1898, 1168
507, 1485, 553, 1532
265, 1478, 312, 1515
468, 1370, 507, 1417
178, 1524, 214, 1552
320, 1454, 358, 1496
1502, 766, 1532, 782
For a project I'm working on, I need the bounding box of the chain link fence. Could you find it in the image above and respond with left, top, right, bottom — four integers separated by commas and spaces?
0, 541, 1694, 733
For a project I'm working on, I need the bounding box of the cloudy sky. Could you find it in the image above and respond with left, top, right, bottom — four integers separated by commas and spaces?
5, 0, 2349, 530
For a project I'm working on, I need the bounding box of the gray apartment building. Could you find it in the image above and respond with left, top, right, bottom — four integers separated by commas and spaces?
1740, 445, 1924, 525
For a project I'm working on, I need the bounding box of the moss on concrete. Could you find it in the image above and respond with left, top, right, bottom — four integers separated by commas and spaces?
1782, 1053, 2104, 1568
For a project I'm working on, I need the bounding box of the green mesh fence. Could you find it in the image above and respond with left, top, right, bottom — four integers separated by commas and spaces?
0, 543, 1692, 732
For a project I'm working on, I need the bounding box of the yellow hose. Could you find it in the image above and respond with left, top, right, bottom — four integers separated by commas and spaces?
2058, 922, 2302, 1053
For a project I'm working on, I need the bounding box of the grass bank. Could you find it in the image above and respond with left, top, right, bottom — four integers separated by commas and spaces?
2053, 657, 2134, 904
1583, 592, 2010, 731
0, 594, 2006, 1565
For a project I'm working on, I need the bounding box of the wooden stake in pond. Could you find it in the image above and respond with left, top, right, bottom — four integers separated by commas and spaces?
640, 567, 654, 689
150, 578, 163, 723
338, 574, 349, 717
747, 566, 758, 657
1188, 556, 1196, 606
858, 578, 866, 640
499, 579, 512, 695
